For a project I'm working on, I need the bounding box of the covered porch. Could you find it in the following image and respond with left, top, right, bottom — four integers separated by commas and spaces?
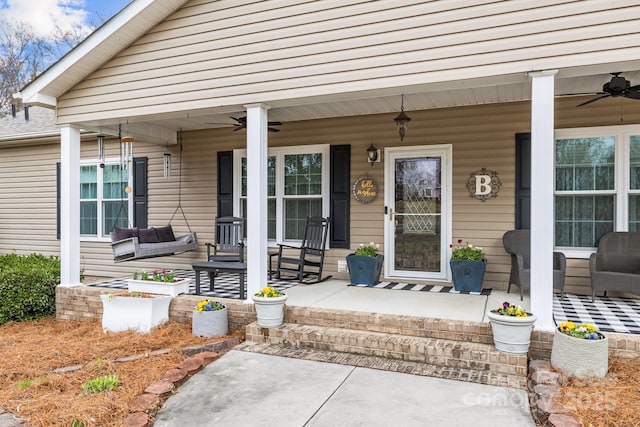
85, 272, 640, 336
15, 1, 640, 335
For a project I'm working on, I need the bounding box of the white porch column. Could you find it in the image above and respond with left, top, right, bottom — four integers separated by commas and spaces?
59, 125, 82, 287
245, 103, 269, 301
529, 70, 558, 330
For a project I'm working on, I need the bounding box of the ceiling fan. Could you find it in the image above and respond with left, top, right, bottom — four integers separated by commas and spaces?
577, 72, 640, 107
206, 116, 282, 132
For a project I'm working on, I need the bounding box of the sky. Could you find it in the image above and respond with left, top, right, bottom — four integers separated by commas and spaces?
0, 0, 132, 40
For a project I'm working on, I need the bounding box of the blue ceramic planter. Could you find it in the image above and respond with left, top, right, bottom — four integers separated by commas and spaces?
449, 260, 486, 292
346, 254, 384, 286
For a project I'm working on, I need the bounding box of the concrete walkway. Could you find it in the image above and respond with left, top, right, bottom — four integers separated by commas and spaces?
154, 350, 535, 427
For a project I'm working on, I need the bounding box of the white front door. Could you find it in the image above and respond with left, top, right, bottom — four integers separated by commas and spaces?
384, 145, 452, 281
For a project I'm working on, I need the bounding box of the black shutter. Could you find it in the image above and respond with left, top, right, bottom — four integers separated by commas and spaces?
132, 157, 148, 228
217, 151, 234, 218
330, 144, 350, 248
56, 162, 61, 239
515, 133, 531, 230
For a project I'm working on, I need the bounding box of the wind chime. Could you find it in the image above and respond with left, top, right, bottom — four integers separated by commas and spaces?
120, 124, 134, 194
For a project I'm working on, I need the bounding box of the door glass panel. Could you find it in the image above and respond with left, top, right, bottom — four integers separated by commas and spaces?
394, 157, 442, 273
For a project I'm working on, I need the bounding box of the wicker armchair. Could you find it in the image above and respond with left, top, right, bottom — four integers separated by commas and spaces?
503, 230, 566, 300
589, 232, 640, 302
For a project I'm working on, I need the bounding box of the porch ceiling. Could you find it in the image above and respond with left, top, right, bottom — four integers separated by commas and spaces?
79, 68, 640, 138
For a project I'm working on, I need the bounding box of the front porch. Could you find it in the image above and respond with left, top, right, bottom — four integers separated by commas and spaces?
83, 271, 640, 335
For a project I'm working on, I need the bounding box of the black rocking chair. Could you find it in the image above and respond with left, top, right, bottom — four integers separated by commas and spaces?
273, 217, 331, 284
205, 216, 244, 263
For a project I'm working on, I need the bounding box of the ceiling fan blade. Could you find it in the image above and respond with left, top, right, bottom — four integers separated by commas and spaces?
267, 127, 281, 132
624, 91, 640, 100
268, 121, 283, 126
577, 94, 611, 107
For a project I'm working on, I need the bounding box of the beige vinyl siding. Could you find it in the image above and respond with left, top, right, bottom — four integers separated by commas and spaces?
0, 142, 60, 256
4, 97, 640, 292
57, 0, 640, 123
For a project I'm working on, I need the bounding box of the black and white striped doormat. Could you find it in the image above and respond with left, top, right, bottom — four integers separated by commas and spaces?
348, 281, 492, 295
88, 269, 297, 299
553, 293, 640, 335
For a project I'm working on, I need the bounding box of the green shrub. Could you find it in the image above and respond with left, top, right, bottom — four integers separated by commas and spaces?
0, 253, 60, 324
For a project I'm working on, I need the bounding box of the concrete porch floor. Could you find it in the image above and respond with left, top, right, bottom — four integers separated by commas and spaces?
283, 279, 526, 323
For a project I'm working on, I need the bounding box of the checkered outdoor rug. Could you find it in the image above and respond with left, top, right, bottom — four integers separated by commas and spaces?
553, 292, 640, 335
88, 269, 298, 299
348, 281, 492, 295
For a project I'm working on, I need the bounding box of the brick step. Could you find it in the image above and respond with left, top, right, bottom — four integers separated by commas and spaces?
244, 322, 527, 389
284, 306, 495, 346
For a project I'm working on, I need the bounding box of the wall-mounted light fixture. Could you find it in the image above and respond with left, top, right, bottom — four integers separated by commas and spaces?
97, 133, 105, 168
163, 152, 172, 180
393, 94, 411, 141
367, 143, 380, 165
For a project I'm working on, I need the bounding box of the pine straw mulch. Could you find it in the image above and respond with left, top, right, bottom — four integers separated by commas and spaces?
559, 356, 640, 427
0, 316, 243, 426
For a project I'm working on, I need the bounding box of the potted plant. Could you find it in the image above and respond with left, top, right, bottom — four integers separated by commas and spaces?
251, 286, 288, 328
345, 242, 384, 286
100, 292, 172, 334
551, 322, 608, 378
486, 301, 537, 354
449, 239, 486, 292
192, 299, 228, 337
127, 269, 191, 296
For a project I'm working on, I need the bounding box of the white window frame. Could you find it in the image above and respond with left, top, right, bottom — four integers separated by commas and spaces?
79, 157, 132, 242
555, 125, 640, 258
233, 144, 330, 245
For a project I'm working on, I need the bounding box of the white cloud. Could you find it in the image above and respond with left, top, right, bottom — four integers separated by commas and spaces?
1, 0, 91, 40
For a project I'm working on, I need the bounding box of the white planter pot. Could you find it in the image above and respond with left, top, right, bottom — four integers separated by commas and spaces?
100, 294, 172, 334
251, 294, 288, 328
487, 311, 537, 354
192, 308, 229, 337
551, 329, 608, 378
127, 278, 191, 296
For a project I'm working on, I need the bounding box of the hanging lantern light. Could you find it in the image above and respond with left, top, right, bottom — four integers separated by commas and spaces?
163, 152, 172, 180
393, 94, 411, 141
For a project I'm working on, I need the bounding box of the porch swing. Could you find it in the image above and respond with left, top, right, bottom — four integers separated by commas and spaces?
110, 130, 198, 262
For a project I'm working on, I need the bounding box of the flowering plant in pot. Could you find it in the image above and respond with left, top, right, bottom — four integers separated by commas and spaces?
127, 268, 190, 296
192, 299, 228, 337
551, 321, 608, 378
486, 301, 536, 354
251, 287, 288, 328
133, 269, 176, 282
346, 242, 384, 286
449, 239, 486, 292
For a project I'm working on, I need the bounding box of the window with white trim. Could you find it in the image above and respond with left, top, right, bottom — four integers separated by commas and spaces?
235, 145, 329, 243
80, 160, 130, 239
555, 126, 640, 254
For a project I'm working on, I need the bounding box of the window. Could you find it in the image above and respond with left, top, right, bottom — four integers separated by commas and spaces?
555, 126, 640, 254
80, 161, 130, 238
235, 145, 329, 243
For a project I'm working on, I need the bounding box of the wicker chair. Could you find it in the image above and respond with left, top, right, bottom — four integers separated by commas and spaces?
589, 232, 640, 302
503, 230, 567, 300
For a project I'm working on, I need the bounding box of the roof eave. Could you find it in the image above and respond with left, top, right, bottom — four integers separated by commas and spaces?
16, 0, 188, 107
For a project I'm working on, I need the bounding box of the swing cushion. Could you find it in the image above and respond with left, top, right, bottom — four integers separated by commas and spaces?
113, 226, 138, 242
138, 228, 160, 243
155, 225, 176, 242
